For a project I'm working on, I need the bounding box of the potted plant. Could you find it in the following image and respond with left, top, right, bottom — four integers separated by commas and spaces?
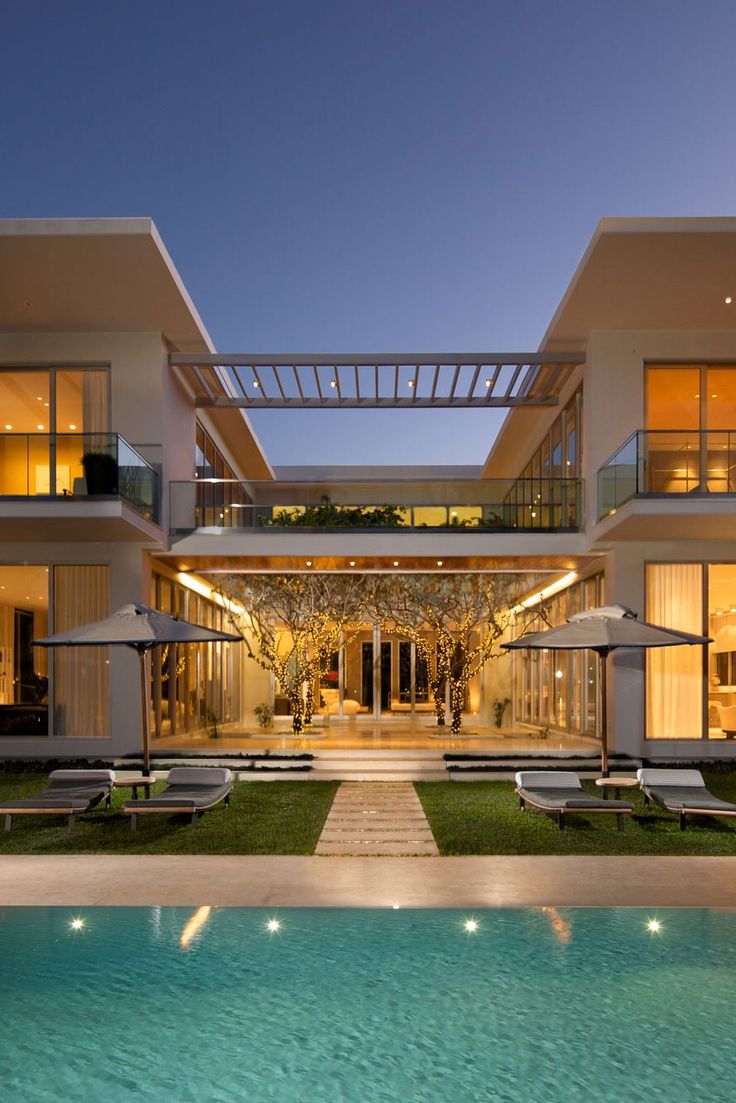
255, 702, 274, 729
81, 450, 118, 495
493, 697, 510, 728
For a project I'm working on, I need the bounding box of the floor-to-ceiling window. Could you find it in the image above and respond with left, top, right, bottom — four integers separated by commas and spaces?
0, 366, 109, 495
512, 572, 604, 738
646, 365, 736, 493
0, 562, 108, 738
151, 571, 241, 738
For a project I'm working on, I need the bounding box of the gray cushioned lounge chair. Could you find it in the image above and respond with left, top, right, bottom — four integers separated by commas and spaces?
1, 769, 116, 835
637, 768, 736, 830
515, 770, 633, 831
123, 767, 233, 830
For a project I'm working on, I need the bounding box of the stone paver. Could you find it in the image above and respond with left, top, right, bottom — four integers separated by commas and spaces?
315, 781, 440, 856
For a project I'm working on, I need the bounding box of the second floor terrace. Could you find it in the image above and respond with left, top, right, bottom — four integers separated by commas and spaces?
0, 432, 159, 526
170, 475, 583, 535
598, 430, 736, 518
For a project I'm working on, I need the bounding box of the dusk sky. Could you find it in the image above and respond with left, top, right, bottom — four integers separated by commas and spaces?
2, 1, 735, 466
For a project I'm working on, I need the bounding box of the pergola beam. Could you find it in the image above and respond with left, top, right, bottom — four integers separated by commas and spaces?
171, 352, 584, 409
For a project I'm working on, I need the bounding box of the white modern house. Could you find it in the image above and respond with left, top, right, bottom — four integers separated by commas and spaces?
1, 215, 735, 763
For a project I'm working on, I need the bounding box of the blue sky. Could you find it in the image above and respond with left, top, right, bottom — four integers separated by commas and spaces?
2, 0, 735, 465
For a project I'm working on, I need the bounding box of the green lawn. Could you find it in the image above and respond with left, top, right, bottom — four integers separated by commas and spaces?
0, 775, 338, 855
416, 774, 736, 856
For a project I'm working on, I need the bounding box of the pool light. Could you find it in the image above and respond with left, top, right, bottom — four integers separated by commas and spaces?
69, 916, 86, 932
266, 918, 282, 934
463, 917, 479, 934
646, 917, 662, 934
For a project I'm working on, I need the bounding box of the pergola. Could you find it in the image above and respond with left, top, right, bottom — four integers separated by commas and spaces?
170, 352, 584, 409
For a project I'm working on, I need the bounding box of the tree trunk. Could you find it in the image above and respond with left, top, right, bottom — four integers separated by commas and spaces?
450, 680, 464, 734
290, 690, 304, 733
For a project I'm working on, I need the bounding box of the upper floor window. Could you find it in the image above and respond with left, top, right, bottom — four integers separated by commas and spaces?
0, 367, 109, 436
647, 364, 736, 432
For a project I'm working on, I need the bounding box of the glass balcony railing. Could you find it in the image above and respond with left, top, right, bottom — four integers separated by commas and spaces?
598, 429, 736, 519
170, 478, 583, 533
0, 433, 159, 523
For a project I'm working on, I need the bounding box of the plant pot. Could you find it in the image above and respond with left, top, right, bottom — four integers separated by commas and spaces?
82, 451, 118, 495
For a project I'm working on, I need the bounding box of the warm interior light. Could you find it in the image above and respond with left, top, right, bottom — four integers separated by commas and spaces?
305, 560, 312, 566
514, 570, 578, 613
436, 560, 443, 566
69, 423, 77, 430
349, 560, 356, 566
37, 424, 44, 430
4, 424, 11, 430
393, 560, 399, 566
726, 296, 732, 304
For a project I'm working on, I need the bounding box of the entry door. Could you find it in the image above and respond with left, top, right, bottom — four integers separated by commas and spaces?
380, 642, 391, 711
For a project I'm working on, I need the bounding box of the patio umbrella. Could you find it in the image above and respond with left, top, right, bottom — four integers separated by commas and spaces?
502, 604, 710, 775
34, 603, 242, 775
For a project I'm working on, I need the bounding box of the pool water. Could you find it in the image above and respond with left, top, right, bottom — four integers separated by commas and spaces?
1, 907, 733, 1102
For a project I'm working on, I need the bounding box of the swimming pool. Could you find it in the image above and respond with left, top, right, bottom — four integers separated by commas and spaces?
1, 907, 732, 1102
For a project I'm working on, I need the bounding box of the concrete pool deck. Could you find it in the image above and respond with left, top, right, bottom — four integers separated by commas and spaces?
2, 855, 736, 908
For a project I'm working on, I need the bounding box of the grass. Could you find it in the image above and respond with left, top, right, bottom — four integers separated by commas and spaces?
0, 775, 338, 855
416, 773, 736, 856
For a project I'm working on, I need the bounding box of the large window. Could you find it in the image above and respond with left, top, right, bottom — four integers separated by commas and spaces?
645, 365, 736, 494
151, 571, 241, 738
512, 572, 604, 738
0, 367, 109, 495
646, 564, 703, 740
0, 562, 108, 738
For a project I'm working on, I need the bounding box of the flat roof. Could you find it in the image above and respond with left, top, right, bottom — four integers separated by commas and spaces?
0, 217, 213, 351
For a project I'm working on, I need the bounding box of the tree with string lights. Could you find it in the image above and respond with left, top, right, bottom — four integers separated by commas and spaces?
372, 573, 537, 734
218, 573, 368, 733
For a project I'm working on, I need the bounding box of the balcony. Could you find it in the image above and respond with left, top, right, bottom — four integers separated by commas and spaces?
598, 430, 736, 524
0, 433, 159, 523
170, 477, 583, 534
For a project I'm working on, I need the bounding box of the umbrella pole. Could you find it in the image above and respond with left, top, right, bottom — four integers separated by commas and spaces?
139, 647, 151, 777
599, 649, 609, 778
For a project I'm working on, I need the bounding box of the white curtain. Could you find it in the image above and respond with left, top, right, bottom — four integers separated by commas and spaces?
53, 565, 109, 738
82, 371, 108, 434
646, 563, 703, 739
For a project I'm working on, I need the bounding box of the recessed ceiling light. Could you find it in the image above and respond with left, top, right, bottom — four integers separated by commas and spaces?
36, 396, 43, 401
726, 296, 732, 304
4, 424, 11, 430
711, 394, 718, 399
305, 560, 312, 567
69, 423, 77, 430
349, 560, 356, 566
37, 424, 44, 430
393, 560, 399, 566
437, 560, 443, 566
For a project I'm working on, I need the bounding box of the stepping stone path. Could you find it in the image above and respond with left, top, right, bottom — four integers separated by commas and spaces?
315, 781, 439, 856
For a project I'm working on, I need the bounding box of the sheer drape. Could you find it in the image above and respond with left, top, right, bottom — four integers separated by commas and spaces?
646, 563, 703, 739
82, 371, 108, 434
53, 565, 109, 737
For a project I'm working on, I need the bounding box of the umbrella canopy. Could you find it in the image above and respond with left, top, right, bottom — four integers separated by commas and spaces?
502, 604, 710, 774
34, 603, 242, 650
35, 604, 242, 774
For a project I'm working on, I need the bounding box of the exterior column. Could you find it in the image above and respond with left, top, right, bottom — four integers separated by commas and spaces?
373, 622, 381, 721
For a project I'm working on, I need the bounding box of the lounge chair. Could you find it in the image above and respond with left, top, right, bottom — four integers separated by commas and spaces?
637, 768, 736, 830
1, 769, 116, 835
515, 770, 634, 831
123, 767, 233, 830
